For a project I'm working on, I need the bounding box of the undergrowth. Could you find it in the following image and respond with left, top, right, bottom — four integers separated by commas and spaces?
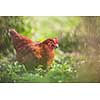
0, 55, 81, 83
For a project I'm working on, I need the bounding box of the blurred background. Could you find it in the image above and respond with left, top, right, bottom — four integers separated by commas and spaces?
0, 16, 100, 83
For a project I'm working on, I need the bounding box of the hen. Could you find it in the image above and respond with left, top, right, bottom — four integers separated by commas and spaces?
9, 29, 58, 70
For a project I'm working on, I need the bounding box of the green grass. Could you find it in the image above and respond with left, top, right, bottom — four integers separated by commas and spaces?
0, 53, 80, 83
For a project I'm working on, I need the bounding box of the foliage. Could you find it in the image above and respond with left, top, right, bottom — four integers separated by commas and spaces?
0, 16, 83, 82
0, 17, 34, 58
0, 54, 78, 83
2, 16, 99, 82
59, 31, 81, 52
0, 16, 80, 56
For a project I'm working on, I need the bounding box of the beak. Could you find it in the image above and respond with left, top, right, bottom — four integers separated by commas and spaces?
55, 44, 59, 48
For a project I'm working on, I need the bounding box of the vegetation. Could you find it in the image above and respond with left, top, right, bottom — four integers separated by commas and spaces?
0, 16, 100, 82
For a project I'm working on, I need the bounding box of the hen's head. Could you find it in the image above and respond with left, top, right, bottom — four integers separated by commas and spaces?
42, 38, 59, 49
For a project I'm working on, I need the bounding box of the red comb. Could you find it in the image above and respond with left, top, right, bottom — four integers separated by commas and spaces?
53, 38, 58, 44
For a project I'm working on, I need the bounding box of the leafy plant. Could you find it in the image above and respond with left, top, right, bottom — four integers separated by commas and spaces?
0, 53, 78, 83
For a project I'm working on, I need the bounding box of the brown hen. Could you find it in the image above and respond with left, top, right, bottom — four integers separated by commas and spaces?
9, 29, 58, 70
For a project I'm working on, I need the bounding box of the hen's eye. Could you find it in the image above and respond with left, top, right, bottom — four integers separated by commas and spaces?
50, 41, 54, 44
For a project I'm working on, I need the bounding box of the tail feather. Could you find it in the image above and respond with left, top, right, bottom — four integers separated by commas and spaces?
9, 29, 21, 42
9, 29, 33, 51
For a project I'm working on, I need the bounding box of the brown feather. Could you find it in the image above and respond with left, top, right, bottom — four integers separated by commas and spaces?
9, 29, 58, 70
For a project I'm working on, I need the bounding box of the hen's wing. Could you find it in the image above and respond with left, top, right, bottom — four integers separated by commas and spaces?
16, 42, 42, 67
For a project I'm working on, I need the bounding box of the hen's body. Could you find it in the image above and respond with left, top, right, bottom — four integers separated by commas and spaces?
9, 29, 58, 70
